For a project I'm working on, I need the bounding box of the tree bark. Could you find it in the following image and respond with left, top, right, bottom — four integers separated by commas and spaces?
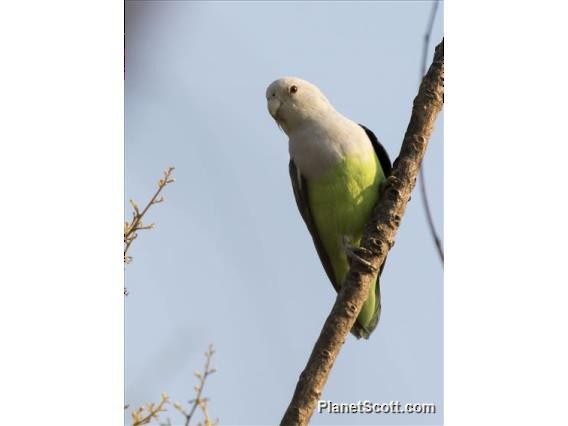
280, 39, 444, 426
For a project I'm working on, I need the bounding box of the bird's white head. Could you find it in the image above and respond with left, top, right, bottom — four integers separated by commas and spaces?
266, 77, 333, 135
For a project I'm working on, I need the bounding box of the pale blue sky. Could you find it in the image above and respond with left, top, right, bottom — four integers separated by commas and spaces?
125, 1, 443, 425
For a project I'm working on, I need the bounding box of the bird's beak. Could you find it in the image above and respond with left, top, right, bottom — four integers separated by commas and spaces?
267, 98, 281, 119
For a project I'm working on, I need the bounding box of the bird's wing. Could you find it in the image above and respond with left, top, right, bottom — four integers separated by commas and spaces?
359, 124, 392, 177
359, 123, 391, 277
289, 160, 339, 291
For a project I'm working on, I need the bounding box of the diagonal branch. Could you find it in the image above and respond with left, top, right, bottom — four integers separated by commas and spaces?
280, 39, 444, 426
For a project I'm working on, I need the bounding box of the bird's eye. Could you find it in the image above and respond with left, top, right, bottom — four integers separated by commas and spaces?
290, 85, 298, 94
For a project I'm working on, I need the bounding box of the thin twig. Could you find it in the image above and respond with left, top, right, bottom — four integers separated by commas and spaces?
173, 344, 217, 426
419, 1, 444, 264
280, 40, 444, 426
419, 167, 444, 262
421, 1, 440, 78
124, 166, 175, 263
186, 345, 215, 426
131, 393, 170, 426
124, 166, 175, 294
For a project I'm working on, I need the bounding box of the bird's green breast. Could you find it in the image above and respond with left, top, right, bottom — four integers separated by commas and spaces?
307, 153, 384, 279
307, 153, 385, 327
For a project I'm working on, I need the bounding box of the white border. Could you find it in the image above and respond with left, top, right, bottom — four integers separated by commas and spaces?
447, 2, 568, 425
0, 1, 124, 424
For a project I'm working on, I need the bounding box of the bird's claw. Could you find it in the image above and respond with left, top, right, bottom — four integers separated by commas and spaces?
342, 236, 373, 269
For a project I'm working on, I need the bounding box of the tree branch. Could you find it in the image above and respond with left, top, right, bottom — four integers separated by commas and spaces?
280, 39, 444, 426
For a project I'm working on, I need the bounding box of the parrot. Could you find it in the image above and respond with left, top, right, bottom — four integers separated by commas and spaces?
266, 77, 391, 339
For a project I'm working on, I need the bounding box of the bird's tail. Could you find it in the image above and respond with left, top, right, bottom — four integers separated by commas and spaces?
350, 277, 381, 340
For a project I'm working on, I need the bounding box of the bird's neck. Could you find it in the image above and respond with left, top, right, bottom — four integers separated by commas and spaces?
288, 113, 370, 179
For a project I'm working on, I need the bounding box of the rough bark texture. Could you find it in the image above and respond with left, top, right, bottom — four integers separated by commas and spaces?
280, 39, 444, 426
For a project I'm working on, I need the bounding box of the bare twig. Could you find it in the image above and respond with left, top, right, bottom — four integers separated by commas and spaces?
419, 1, 444, 264
421, 1, 440, 78
174, 344, 218, 426
131, 393, 170, 426
419, 167, 444, 262
124, 166, 175, 264
124, 166, 175, 294
127, 345, 217, 426
280, 40, 444, 426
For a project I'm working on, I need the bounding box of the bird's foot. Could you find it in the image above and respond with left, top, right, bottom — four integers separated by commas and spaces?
342, 236, 373, 269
